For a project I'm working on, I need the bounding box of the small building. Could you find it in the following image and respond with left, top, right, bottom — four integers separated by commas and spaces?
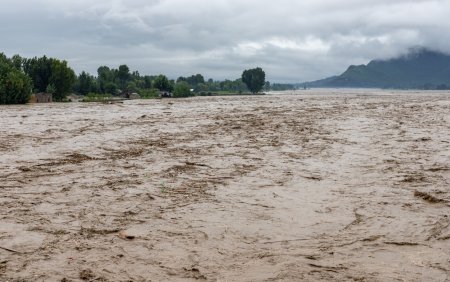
129, 93, 141, 100
67, 94, 82, 102
29, 93, 52, 103
159, 91, 173, 98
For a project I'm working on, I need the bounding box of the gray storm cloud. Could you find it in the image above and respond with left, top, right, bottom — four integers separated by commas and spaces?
1, 0, 449, 82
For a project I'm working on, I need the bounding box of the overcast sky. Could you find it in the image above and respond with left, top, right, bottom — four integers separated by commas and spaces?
1, 0, 449, 82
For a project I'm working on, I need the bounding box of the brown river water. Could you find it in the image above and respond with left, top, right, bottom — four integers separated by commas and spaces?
1, 90, 449, 281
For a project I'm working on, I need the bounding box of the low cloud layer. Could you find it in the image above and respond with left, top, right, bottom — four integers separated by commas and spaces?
1, 0, 449, 82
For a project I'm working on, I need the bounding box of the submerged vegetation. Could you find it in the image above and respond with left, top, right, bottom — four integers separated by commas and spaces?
0, 52, 276, 104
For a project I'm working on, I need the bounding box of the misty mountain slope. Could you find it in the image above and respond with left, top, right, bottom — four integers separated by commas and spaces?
303, 49, 450, 89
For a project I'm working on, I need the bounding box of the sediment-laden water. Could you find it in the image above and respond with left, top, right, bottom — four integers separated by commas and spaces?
1, 90, 449, 281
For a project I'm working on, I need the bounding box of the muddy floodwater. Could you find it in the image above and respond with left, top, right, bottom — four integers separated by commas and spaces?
1, 90, 449, 281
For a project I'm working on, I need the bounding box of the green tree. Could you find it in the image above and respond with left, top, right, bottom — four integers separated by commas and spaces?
131, 70, 140, 79
173, 81, 193, 98
45, 83, 56, 94
241, 67, 266, 93
74, 71, 98, 95
0, 56, 32, 104
143, 76, 154, 89
0, 71, 32, 104
23, 56, 53, 92
187, 74, 204, 86
11, 54, 24, 70
153, 74, 173, 92
117, 64, 130, 91
97, 66, 114, 94
22, 55, 76, 100
195, 83, 208, 92
50, 59, 76, 101
177, 76, 187, 83
104, 82, 118, 95
126, 81, 138, 93
178, 74, 205, 89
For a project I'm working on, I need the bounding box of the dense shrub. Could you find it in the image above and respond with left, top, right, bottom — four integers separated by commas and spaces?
173, 81, 193, 98
139, 88, 160, 99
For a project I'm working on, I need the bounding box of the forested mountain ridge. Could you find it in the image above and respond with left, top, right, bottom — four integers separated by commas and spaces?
302, 48, 450, 89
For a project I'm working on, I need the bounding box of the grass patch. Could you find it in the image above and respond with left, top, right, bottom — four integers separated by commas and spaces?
139, 89, 161, 99
81, 93, 113, 102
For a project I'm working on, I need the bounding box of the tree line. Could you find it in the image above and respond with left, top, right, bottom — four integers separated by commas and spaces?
1, 52, 269, 104
74, 66, 266, 97
1, 53, 77, 104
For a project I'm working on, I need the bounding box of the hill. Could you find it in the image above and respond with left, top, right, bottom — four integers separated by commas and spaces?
301, 48, 450, 89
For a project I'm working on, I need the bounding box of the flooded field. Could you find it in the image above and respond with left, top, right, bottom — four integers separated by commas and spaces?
1, 90, 449, 281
